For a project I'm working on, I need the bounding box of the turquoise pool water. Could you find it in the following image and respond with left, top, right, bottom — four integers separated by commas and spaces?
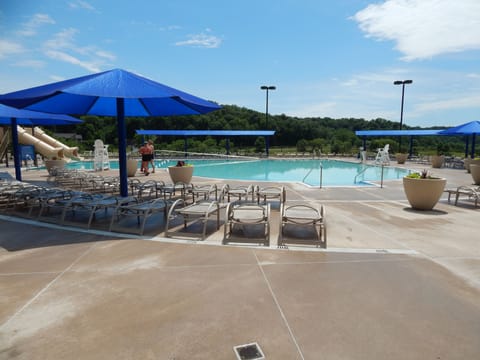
63, 159, 409, 187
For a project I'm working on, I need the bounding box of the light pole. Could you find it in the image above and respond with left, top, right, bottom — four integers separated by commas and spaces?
393, 79, 413, 152
260, 85, 275, 128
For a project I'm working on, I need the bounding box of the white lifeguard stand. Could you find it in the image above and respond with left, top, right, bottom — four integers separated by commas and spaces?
93, 139, 110, 171
374, 144, 390, 165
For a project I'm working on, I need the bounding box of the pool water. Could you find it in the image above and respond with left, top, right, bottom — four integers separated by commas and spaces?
64, 159, 409, 187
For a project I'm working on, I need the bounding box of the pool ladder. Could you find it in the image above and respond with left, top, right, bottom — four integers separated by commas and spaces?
354, 164, 386, 188
354, 165, 369, 184
302, 161, 323, 188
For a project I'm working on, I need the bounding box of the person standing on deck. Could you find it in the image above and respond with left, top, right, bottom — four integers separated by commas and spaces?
139, 142, 151, 175
147, 139, 155, 173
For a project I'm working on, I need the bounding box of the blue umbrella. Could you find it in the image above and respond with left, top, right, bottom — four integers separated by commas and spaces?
0, 104, 82, 181
0, 68, 221, 196
439, 121, 480, 158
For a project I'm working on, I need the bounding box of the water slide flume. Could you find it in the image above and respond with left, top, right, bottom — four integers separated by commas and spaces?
17, 126, 81, 161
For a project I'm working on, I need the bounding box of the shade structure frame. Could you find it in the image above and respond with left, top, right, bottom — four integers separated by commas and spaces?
0, 68, 221, 196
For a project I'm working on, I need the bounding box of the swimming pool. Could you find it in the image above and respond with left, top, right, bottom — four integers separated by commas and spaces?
63, 159, 409, 187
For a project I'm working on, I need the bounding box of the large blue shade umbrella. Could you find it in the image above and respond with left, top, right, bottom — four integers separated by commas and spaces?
439, 121, 480, 158
0, 104, 82, 181
0, 68, 221, 196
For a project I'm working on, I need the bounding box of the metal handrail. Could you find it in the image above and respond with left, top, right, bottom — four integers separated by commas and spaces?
302, 161, 323, 188
354, 164, 386, 188
354, 165, 369, 183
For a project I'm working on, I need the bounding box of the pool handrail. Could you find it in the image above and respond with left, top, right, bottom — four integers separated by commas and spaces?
302, 161, 323, 188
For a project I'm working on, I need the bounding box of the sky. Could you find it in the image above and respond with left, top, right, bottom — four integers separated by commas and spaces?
0, 0, 479, 128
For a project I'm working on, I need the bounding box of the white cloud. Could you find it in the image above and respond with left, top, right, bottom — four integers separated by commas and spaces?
17, 13, 55, 37
415, 94, 480, 113
68, 0, 96, 12
44, 28, 78, 50
0, 39, 24, 59
175, 32, 222, 48
45, 50, 101, 72
353, 0, 480, 60
13, 59, 45, 69
42, 28, 116, 72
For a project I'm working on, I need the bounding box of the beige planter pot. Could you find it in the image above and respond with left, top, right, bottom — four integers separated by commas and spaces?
127, 159, 138, 177
431, 155, 444, 168
44, 159, 66, 173
403, 176, 447, 210
466, 159, 480, 173
470, 164, 480, 185
396, 153, 408, 164
168, 166, 194, 184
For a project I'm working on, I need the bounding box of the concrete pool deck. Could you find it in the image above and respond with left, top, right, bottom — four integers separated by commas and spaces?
1, 159, 479, 359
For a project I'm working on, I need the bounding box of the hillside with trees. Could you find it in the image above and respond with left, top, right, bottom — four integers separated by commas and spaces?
54, 104, 465, 157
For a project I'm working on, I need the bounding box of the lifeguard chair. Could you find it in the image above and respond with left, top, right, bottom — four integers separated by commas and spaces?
374, 144, 390, 165
93, 139, 110, 171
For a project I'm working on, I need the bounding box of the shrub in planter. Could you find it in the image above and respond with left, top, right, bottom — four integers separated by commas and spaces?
403, 170, 446, 210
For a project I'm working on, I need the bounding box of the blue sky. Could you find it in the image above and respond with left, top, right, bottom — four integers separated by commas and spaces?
1, 0, 479, 127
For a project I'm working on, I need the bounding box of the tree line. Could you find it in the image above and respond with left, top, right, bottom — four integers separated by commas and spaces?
54, 104, 467, 157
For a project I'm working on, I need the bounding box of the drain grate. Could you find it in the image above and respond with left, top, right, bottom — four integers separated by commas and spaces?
233, 342, 265, 360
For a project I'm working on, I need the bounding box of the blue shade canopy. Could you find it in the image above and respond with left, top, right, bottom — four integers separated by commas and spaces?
355, 130, 443, 136
0, 69, 221, 196
0, 104, 82, 181
439, 121, 480, 158
0, 103, 81, 125
136, 130, 275, 136
438, 121, 480, 135
0, 69, 221, 116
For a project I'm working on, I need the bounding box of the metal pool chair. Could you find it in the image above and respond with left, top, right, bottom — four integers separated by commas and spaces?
256, 185, 286, 205
224, 184, 256, 203
165, 192, 228, 240
446, 185, 480, 208
61, 193, 136, 228
279, 203, 326, 248
223, 203, 270, 246
159, 181, 191, 201
190, 183, 220, 202
109, 197, 168, 235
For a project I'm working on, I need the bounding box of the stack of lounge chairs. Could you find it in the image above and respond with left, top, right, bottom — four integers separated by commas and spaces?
1, 176, 328, 247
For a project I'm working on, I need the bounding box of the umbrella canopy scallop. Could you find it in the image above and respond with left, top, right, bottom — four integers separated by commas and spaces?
0, 69, 221, 196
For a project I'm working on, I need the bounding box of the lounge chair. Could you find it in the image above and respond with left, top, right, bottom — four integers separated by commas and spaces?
109, 197, 168, 235
224, 184, 255, 203
136, 179, 159, 200
159, 181, 191, 201
446, 185, 480, 208
279, 203, 326, 248
165, 193, 228, 240
190, 183, 219, 202
37, 189, 79, 219
61, 194, 136, 228
223, 203, 270, 246
256, 185, 286, 205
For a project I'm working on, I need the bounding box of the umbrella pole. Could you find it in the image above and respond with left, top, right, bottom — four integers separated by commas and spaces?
116, 98, 128, 197
11, 118, 22, 181
472, 134, 476, 159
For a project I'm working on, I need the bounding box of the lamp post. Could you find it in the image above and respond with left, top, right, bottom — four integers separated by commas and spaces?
260, 85, 275, 128
393, 80, 413, 152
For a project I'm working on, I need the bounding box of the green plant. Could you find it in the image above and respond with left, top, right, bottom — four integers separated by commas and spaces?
406, 169, 438, 179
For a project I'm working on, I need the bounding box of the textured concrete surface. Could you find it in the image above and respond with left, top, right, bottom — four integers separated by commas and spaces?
1, 160, 479, 359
